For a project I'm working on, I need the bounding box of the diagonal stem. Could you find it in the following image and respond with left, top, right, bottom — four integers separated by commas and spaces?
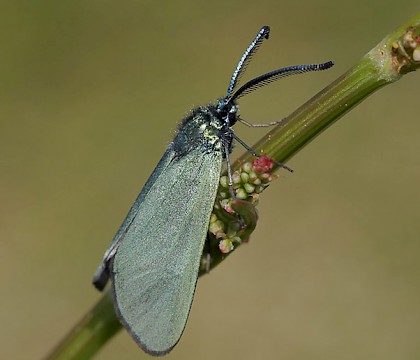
45, 14, 419, 360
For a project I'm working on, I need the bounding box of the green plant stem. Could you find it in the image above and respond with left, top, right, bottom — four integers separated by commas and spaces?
46, 14, 419, 360
45, 292, 121, 360
234, 13, 419, 169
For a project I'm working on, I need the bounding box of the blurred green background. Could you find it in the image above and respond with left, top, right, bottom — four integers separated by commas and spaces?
1, 1, 419, 359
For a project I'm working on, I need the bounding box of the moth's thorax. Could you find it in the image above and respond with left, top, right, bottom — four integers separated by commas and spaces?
173, 101, 238, 157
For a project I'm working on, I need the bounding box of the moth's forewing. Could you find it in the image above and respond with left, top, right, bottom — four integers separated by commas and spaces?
111, 148, 222, 355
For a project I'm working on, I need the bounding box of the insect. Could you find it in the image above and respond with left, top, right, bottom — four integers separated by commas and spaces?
93, 26, 333, 355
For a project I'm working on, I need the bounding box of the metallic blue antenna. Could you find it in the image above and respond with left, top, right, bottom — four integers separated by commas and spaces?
225, 26, 334, 104
230, 61, 334, 101
226, 26, 270, 98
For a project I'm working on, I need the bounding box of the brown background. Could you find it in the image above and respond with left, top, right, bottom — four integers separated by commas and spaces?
1, 1, 419, 359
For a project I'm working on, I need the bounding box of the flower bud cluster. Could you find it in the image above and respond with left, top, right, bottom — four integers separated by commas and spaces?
208, 156, 278, 254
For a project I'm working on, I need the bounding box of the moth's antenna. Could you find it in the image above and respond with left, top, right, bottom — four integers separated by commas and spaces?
230, 61, 334, 101
226, 26, 270, 98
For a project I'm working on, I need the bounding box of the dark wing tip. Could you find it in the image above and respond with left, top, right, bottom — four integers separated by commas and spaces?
92, 264, 110, 291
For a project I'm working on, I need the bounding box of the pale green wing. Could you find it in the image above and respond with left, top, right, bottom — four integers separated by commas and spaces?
111, 148, 222, 355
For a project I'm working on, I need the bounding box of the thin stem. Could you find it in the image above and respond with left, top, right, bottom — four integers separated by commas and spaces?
45, 292, 121, 360
46, 14, 419, 360
233, 14, 420, 170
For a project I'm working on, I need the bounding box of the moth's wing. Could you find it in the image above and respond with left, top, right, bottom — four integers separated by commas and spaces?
111, 148, 222, 355
93, 144, 176, 290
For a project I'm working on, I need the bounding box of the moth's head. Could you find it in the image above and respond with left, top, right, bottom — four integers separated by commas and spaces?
216, 98, 238, 127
